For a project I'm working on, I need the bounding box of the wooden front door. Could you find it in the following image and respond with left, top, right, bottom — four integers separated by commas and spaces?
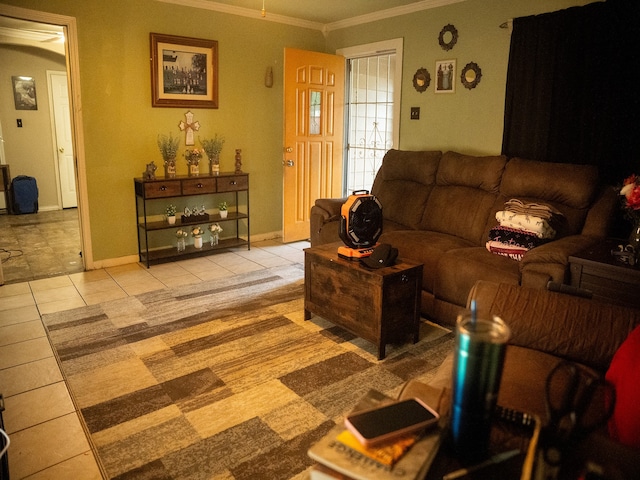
283, 48, 344, 242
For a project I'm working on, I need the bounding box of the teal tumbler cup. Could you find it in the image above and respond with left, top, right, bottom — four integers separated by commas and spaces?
450, 313, 510, 460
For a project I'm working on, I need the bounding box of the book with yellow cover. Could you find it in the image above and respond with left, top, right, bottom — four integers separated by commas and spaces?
335, 430, 418, 466
308, 423, 442, 480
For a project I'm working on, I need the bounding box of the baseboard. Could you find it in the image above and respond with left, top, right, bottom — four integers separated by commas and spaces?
87, 232, 287, 271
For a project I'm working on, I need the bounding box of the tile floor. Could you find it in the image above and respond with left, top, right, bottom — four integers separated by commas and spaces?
0, 239, 308, 479
0, 209, 84, 285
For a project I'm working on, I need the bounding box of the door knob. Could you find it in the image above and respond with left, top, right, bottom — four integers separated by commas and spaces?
285, 160, 295, 167
59, 147, 65, 153
285, 146, 293, 153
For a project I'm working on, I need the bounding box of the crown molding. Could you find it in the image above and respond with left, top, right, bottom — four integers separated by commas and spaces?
324, 0, 466, 33
156, 0, 466, 32
155, 0, 324, 31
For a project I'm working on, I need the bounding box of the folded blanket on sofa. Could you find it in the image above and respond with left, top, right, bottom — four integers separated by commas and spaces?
486, 241, 529, 261
487, 225, 548, 250
504, 198, 563, 221
495, 211, 557, 239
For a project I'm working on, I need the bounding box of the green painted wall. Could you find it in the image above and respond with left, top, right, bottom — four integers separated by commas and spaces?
1, 0, 595, 264
326, 0, 596, 154
2, 0, 326, 263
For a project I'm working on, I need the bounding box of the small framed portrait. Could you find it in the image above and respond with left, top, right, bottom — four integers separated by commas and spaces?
12, 76, 37, 110
150, 32, 218, 108
435, 60, 456, 94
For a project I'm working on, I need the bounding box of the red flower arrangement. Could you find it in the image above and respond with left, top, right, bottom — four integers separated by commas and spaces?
620, 174, 640, 220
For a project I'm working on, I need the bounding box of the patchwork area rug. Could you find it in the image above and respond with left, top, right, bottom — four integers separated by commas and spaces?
42, 263, 454, 479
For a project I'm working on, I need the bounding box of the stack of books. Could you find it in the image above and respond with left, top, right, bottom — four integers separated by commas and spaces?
308, 389, 444, 480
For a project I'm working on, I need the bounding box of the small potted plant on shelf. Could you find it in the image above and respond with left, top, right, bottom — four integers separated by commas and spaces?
166, 204, 177, 225
157, 133, 180, 178
191, 225, 204, 249
184, 148, 204, 176
209, 223, 223, 246
200, 134, 225, 175
218, 201, 228, 219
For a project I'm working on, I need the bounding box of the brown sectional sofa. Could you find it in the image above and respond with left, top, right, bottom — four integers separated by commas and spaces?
310, 149, 617, 327
404, 281, 640, 476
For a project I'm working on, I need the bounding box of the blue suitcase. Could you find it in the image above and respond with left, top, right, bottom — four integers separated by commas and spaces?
11, 175, 39, 214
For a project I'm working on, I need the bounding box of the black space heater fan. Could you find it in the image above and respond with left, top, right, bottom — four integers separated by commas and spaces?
338, 190, 383, 259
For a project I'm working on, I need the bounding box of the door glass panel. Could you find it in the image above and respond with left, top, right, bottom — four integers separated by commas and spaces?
345, 54, 395, 194
309, 90, 321, 135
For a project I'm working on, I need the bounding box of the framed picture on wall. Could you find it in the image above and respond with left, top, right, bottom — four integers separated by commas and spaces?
150, 33, 218, 108
435, 60, 456, 93
12, 76, 37, 110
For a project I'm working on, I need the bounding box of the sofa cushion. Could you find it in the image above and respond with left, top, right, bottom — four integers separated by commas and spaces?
420, 152, 507, 244
380, 230, 472, 292
499, 158, 600, 237
468, 281, 640, 372
372, 149, 441, 229
435, 248, 520, 310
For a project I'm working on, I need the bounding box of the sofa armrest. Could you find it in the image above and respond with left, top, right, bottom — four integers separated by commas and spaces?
519, 235, 601, 288
312, 197, 345, 221
310, 197, 346, 246
467, 281, 640, 372
581, 185, 618, 238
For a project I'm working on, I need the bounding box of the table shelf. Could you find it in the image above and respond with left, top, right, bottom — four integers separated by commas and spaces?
134, 172, 250, 268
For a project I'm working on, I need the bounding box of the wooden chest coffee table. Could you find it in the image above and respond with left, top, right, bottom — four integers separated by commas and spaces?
304, 242, 423, 359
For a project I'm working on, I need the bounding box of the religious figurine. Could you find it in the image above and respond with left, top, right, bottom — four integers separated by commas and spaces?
143, 161, 157, 180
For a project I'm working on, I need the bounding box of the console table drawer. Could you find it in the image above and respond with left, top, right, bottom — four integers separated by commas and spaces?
144, 180, 181, 198
182, 178, 216, 195
217, 175, 248, 192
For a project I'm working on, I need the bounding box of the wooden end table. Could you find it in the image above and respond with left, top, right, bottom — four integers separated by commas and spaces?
304, 242, 423, 359
569, 239, 640, 308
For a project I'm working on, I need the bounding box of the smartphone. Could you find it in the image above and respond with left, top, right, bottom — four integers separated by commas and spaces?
344, 398, 440, 447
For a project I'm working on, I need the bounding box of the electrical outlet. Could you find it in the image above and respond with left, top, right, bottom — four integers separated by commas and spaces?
410, 107, 420, 120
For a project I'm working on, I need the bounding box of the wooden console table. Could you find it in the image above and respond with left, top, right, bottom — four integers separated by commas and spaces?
134, 172, 249, 267
569, 239, 640, 308
304, 242, 423, 359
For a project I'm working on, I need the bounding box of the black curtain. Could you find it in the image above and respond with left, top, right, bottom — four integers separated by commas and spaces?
502, 0, 640, 187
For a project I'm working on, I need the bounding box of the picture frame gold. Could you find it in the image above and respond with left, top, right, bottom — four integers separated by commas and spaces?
150, 33, 218, 109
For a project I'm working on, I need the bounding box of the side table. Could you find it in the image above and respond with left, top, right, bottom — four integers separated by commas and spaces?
304, 242, 423, 359
569, 239, 640, 309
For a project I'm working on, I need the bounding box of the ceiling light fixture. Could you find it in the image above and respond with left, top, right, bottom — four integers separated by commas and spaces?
261, 0, 266, 17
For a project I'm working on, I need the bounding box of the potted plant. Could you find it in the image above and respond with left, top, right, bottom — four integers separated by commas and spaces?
209, 223, 223, 246
191, 225, 204, 249
218, 201, 228, 219
184, 148, 204, 176
157, 133, 180, 178
200, 135, 225, 175
166, 204, 177, 225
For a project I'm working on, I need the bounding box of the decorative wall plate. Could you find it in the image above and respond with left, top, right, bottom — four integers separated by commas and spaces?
413, 68, 431, 92
438, 24, 458, 51
461, 62, 482, 89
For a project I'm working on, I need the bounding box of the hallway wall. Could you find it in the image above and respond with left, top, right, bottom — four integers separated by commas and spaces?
0, 44, 67, 210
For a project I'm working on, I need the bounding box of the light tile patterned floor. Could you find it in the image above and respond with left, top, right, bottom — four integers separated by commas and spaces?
0, 239, 308, 479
